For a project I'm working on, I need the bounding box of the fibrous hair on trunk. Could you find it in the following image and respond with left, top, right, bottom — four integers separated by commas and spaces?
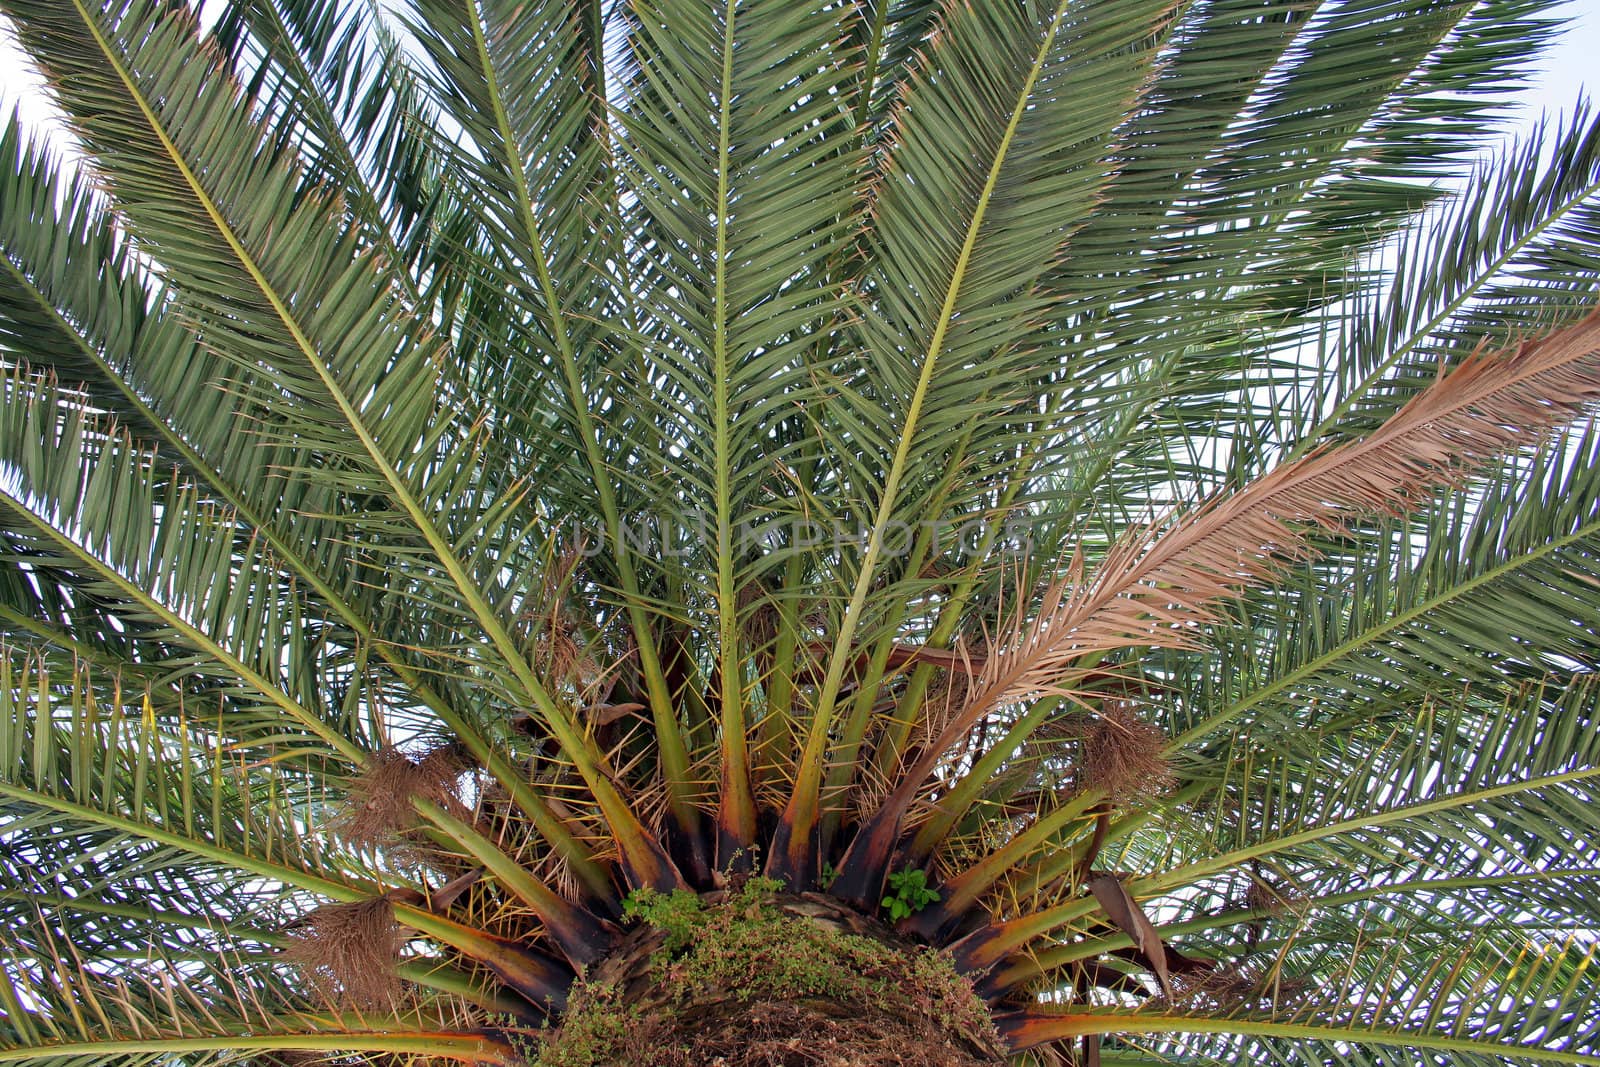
280, 897, 404, 1008
336, 744, 471, 851
1078, 702, 1173, 803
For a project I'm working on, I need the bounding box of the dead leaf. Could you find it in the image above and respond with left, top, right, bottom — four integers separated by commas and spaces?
384, 867, 482, 913
1088, 873, 1172, 998
590, 701, 647, 725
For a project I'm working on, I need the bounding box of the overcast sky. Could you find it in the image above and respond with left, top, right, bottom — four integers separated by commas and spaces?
1519, 1, 1593, 121
0, 3, 1593, 175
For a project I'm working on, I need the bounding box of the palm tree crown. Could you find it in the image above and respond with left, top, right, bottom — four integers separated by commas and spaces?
1, 0, 1598, 1063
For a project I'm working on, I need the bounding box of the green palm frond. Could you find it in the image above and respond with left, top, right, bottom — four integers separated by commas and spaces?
1185, 431, 1600, 752
775, 0, 1182, 879
0, 0, 1597, 1063
611, 0, 866, 851
210, 0, 443, 276
1316, 102, 1600, 445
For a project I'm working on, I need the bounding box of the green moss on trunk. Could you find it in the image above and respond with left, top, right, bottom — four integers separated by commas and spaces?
531, 878, 1005, 1066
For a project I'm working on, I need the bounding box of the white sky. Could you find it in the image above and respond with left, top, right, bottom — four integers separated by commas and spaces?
1523, 0, 1594, 117
0, 4, 1593, 175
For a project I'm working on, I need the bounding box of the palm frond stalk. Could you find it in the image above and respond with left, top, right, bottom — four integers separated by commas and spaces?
1, 0, 1598, 1064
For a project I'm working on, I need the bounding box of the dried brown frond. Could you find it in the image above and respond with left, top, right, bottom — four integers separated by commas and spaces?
471, 778, 514, 839
920, 656, 975, 747
280, 897, 404, 1008
1162, 959, 1314, 1013
537, 618, 589, 688
524, 541, 604, 691
1056, 312, 1600, 659
851, 748, 896, 825
909, 313, 1600, 786
336, 745, 469, 851
608, 717, 673, 835
1079, 704, 1173, 803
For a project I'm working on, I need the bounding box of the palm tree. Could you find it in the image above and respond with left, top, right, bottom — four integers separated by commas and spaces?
1, 0, 1598, 1062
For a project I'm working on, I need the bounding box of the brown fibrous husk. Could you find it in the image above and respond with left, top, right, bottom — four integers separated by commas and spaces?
280, 897, 404, 1008
336, 744, 470, 850
1244, 876, 1305, 917
1079, 704, 1173, 803
1161, 959, 1313, 1012
920, 666, 974, 750
739, 580, 781, 654
624, 997, 1003, 1066
536, 888, 1007, 1067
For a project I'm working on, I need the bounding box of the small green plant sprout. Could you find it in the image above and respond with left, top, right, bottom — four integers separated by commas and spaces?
881, 868, 940, 921
819, 861, 839, 888
621, 886, 705, 953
